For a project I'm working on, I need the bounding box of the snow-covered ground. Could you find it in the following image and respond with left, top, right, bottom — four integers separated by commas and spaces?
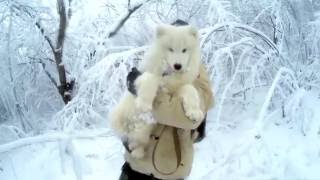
1, 89, 319, 180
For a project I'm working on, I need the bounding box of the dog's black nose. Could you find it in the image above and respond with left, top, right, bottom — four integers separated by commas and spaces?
174, 63, 182, 70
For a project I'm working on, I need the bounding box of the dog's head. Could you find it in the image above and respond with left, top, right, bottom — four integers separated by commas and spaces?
154, 25, 200, 75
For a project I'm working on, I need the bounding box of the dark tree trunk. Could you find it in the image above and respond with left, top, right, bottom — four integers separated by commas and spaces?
55, 0, 70, 104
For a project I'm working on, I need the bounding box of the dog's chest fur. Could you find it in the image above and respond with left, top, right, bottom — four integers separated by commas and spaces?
159, 70, 196, 93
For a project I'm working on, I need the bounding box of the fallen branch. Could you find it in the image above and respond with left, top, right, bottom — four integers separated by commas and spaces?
0, 129, 114, 154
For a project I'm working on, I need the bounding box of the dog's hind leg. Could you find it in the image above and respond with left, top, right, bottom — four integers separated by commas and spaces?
110, 93, 135, 135
128, 122, 154, 159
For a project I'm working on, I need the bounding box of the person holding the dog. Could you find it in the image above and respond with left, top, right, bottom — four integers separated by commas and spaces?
118, 20, 214, 180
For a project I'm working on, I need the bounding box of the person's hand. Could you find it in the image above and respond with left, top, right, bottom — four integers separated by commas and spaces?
126, 67, 141, 96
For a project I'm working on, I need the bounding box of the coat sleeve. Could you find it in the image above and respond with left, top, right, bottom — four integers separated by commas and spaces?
152, 65, 214, 130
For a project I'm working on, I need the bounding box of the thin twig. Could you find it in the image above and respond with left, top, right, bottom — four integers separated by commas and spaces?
39, 60, 59, 88
24, 57, 58, 88
108, 1, 149, 38
35, 22, 55, 53
232, 84, 268, 97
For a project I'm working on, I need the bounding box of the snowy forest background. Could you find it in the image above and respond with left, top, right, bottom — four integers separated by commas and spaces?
0, 0, 320, 179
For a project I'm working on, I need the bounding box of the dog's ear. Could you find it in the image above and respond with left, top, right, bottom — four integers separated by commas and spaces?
156, 25, 167, 38
188, 26, 198, 38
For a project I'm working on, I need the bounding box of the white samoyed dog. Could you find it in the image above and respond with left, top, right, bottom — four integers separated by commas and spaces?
110, 24, 204, 158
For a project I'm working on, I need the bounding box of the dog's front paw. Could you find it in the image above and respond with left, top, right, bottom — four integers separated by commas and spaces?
179, 84, 204, 122
131, 147, 145, 159
184, 107, 204, 122
135, 97, 152, 112
183, 97, 204, 122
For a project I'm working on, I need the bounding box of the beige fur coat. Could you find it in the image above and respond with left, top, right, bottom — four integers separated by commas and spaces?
125, 65, 214, 180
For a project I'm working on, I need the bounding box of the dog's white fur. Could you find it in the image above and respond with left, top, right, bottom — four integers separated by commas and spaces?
110, 24, 204, 158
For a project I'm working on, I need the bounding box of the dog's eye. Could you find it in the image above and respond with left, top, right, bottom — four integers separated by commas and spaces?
182, 48, 187, 53
168, 48, 174, 52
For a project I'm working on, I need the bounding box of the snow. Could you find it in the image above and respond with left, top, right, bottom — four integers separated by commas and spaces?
191, 91, 320, 179
1, 89, 320, 179
0, 137, 124, 180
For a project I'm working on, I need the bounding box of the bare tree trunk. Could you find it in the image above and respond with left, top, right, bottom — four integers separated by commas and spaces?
36, 0, 145, 104
55, 0, 70, 104
35, 0, 73, 104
